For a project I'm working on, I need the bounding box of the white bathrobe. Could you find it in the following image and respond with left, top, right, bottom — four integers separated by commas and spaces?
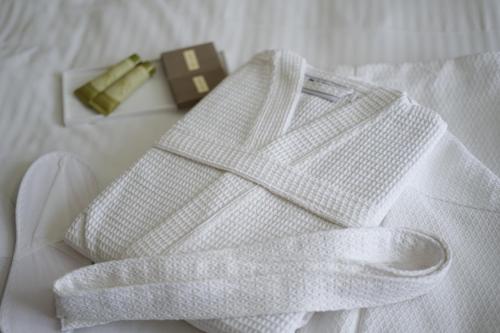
54, 50, 454, 332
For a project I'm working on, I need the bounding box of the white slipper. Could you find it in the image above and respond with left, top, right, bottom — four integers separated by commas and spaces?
0, 192, 15, 306
0, 152, 98, 332
0, 152, 201, 333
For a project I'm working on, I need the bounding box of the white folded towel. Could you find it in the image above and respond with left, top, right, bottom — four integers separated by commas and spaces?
55, 50, 450, 332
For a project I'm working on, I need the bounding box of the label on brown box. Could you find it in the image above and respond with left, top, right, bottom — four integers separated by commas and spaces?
183, 49, 200, 71
192, 75, 209, 93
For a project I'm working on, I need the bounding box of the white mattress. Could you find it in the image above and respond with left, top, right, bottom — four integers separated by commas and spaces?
1, 0, 500, 332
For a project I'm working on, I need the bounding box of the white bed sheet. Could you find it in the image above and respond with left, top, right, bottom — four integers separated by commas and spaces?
1, 0, 500, 332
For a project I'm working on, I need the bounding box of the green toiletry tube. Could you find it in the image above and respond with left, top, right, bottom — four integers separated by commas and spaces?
74, 54, 141, 106
89, 62, 156, 115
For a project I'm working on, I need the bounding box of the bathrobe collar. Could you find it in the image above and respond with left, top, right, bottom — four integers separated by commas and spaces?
248, 50, 405, 151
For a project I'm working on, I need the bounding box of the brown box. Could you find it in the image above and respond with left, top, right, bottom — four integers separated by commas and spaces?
162, 43, 227, 109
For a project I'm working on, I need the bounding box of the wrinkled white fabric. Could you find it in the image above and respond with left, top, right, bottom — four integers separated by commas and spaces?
55, 50, 449, 331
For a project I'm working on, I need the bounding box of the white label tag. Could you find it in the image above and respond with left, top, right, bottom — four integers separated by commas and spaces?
302, 75, 355, 102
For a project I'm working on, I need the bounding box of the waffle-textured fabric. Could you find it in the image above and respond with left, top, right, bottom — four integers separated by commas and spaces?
299, 53, 500, 333
55, 50, 449, 332
297, 132, 500, 333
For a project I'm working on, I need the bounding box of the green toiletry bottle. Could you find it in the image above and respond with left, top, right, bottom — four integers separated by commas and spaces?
89, 62, 156, 115
74, 54, 141, 106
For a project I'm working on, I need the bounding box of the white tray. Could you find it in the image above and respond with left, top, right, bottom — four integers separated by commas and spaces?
62, 51, 228, 127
